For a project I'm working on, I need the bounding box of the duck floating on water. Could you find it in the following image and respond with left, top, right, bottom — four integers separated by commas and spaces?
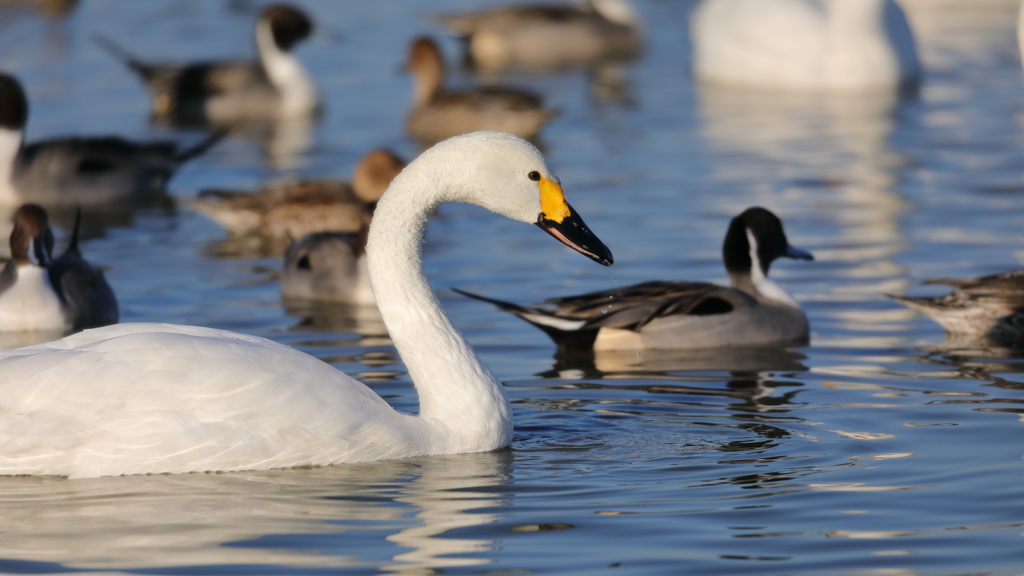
0, 204, 117, 333
280, 230, 374, 305
456, 207, 812, 350
188, 148, 404, 252
889, 271, 1024, 347
435, 0, 643, 70
96, 4, 319, 125
0, 73, 221, 207
405, 36, 556, 143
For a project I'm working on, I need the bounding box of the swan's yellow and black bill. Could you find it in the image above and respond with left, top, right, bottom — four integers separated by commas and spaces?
537, 203, 614, 266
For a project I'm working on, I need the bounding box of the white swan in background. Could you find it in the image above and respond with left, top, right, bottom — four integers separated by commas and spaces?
690, 0, 921, 91
1018, 0, 1024, 69
0, 131, 613, 479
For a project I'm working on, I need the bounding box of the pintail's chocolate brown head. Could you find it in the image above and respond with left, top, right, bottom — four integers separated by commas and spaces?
10, 204, 54, 267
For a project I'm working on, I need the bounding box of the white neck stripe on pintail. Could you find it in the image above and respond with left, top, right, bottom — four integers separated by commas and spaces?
589, 0, 640, 27
746, 227, 800, 309
255, 19, 318, 117
746, 227, 764, 284
27, 237, 45, 267
0, 128, 22, 204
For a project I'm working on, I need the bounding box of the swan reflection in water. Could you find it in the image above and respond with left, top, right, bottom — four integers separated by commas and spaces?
0, 451, 514, 572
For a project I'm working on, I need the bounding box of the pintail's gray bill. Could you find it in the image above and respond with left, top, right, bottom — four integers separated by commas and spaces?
786, 245, 814, 260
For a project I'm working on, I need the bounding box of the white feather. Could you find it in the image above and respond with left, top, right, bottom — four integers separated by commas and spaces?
0, 265, 67, 332
746, 228, 800, 309
0, 128, 22, 205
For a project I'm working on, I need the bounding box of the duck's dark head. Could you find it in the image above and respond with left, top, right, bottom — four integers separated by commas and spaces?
723, 207, 812, 284
0, 72, 28, 132
10, 204, 54, 267
261, 4, 313, 51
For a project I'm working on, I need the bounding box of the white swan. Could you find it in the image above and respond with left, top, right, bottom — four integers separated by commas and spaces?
1018, 0, 1024, 70
0, 131, 613, 479
690, 0, 921, 91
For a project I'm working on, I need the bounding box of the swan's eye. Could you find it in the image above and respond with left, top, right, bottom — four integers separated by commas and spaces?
528, 171, 541, 181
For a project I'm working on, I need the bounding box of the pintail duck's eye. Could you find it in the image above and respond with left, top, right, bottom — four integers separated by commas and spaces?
528, 171, 541, 182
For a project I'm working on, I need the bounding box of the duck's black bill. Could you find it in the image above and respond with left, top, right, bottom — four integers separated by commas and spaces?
786, 245, 814, 261
536, 203, 613, 266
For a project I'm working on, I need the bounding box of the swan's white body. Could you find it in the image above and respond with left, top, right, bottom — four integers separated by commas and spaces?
0, 132, 603, 479
690, 0, 921, 91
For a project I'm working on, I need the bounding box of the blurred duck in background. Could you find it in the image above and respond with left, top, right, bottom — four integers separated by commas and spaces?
889, 271, 1024, 348
456, 207, 813, 351
0, 204, 117, 333
405, 36, 556, 143
0, 0, 78, 18
95, 4, 319, 125
690, 0, 921, 91
434, 0, 642, 71
281, 230, 374, 305
188, 149, 404, 252
0, 73, 221, 207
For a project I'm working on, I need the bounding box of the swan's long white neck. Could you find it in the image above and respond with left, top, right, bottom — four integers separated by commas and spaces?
366, 151, 512, 453
0, 128, 22, 204
255, 21, 318, 117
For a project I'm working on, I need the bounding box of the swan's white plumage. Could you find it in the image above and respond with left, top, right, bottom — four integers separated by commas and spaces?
691, 0, 921, 91
0, 131, 573, 478
0, 323, 419, 478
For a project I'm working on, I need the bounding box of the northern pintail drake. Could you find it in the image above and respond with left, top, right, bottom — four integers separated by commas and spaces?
0, 131, 612, 478
96, 4, 319, 125
435, 0, 642, 70
0, 204, 117, 333
889, 271, 1024, 346
405, 37, 556, 143
281, 229, 373, 305
0, 73, 221, 206
188, 148, 404, 248
690, 0, 921, 91
456, 207, 812, 351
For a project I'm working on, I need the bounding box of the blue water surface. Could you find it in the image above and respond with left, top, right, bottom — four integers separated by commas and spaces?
1, 0, 1023, 574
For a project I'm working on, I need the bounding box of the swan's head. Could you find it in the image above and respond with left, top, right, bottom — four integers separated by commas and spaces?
423, 131, 613, 266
